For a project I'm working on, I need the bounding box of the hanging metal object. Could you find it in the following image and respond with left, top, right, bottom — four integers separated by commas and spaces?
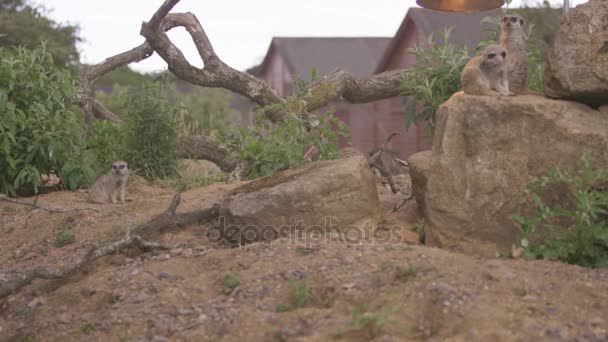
416, 0, 505, 12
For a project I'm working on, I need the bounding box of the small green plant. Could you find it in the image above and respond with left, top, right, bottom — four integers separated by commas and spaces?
395, 264, 417, 283
336, 304, 404, 339
289, 277, 310, 308
0, 45, 94, 195
222, 272, 241, 294
54, 229, 75, 248
65, 293, 81, 305
275, 303, 291, 312
512, 153, 608, 268
411, 218, 426, 243
276, 277, 311, 312
401, 28, 470, 133
79, 322, 95, 334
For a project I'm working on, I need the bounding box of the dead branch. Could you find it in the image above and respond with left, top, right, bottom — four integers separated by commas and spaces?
76, 42, 155, 125
368, 132, 401, 194
304, 69, 407, 112
393, 193, 414, 212
176, 135, 238, 173
140, 0, 409, 123
0, 195, 99, 213
140, 3, 286, 122
0, 193, 220, 299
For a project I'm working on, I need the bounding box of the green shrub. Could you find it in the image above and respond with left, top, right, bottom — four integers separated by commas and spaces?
239, 109, 349, 179
0, 45, 94, 195
222, 272, 241, 294
89, 120, 124, 174
513, 153, 608, 268
54, 229, 75, 248
401, 28, 470, 133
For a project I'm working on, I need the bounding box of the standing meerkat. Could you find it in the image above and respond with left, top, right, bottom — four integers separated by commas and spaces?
461, 44, 513, 96
500, 14, 528, 94
88, 161, 129, 204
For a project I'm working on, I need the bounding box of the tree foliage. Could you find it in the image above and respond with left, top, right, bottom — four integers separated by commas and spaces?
0, 45, 93, 196
0, 0, 80, 66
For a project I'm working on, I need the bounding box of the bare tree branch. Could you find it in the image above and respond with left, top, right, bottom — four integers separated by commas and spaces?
176, 135, 238, 173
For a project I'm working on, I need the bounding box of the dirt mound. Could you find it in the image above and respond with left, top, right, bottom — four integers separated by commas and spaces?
1, 179, 607, 341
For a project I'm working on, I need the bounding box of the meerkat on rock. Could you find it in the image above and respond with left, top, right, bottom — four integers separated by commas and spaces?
500, 14, 528, 94
88, 161, 129, 204
461, 44, 513, 96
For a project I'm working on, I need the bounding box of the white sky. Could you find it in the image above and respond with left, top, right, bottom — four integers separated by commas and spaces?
40, 0, 587, 73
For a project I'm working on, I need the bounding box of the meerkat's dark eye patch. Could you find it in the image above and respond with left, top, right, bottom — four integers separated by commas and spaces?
488, 53, 496, 59
503, 16, 508, 22
510, 17, 518, 23
501, 51, 506, 58
520, 19, 524, 25
118, 165, 125, 170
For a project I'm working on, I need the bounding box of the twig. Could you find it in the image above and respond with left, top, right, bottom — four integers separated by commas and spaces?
0, 195, 99, 213
393, 193, 414, 212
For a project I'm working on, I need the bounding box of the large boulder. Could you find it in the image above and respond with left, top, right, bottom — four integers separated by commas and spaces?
543, 0, 608, 106
217, 154, 381, 244
418, 93, 608, 254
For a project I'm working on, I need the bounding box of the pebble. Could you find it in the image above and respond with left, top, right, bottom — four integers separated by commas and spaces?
158, 272, 177, 280
28, 297, 45, 309
152, 335, 169, 342
80, 287, 96, 297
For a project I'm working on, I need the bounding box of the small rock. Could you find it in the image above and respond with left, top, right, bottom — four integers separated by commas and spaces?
58, 313, 71, 324
152, 254, 170, 261
590, 317, 605, 326
28, 297, 45, 309
80, 287, 96, 297
129, 269, 141, 277
522, 295, 537, 302
133, 292, 148, 303
152, 335, 169, 342
177, 308, 193, 315
511, 248, 524, 259
158, 272, 177, 280
181, 248, 194, 257
170, 248, 183, 256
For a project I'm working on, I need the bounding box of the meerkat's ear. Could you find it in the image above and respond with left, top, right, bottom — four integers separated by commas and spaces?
502, 16, 508, 22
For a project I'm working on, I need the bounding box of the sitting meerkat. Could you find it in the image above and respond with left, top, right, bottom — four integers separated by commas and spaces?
461, 44, 513, 96
88, 161, 129, 204
500, 14, 528, 94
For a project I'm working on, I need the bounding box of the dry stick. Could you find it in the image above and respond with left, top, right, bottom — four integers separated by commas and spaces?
0, 195, 99, 213
0, 193, 220, 299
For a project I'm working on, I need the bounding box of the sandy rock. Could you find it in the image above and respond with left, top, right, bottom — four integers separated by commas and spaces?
543, 0, 608, 106
218, 154, 381, 244
407, 151, 432, 218
418, 93, 608, 253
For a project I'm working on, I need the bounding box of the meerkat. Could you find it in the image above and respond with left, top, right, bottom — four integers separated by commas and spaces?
499, 14, 528, 94
461, 44, 513, 96
88, 161, 129, 204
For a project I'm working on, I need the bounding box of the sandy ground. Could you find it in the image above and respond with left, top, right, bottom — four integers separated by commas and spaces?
1, 174, 607, 341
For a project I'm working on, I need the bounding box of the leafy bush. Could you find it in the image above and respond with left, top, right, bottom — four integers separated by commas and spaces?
238, 73, 350, 179
513, 154, 608, 268
93, 84, 180, 179
238, 109, 349, 179
401, 28, 470, 133
0, 45, 94, 195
